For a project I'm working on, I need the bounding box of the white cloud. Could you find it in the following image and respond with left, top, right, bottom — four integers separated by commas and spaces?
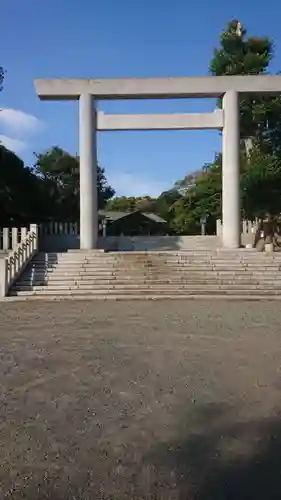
0, 108, 44, 156
0, 135, 28, 154
109, 172, 168, 197
0, 108, 43, 136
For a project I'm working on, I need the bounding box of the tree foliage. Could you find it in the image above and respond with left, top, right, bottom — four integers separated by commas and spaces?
34, 147, 115, 220
0, 146, 114, 224
242, 148, 281, 217
210, 19, 281, 154
106, 196, 157, 213
171, 157, 222, 234
0, 145, 48, 223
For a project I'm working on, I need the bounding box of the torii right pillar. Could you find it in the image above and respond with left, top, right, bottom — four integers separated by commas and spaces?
79, 93, 98, 250
222, 90, 241, 249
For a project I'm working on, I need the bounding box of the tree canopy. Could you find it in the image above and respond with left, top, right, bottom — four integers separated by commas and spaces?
210, 20, 281, 155
106, 196, 157, 213
0, 146, 114, 224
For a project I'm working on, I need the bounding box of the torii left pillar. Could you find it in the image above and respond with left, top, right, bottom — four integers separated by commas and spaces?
79, 93, 98, 249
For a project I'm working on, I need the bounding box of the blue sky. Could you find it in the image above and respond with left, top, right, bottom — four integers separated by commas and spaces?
1, 0, 281, 197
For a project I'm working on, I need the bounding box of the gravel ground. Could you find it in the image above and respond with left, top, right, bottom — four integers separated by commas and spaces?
1, 300, 281, 499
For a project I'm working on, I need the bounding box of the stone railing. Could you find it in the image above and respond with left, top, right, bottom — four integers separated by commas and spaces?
0, 224, 38, 297
0, 226, 31, 251
40, 221, 79, 235
39, 222, 80, 252
216, 219, 258, 237
216, 218, 258, 247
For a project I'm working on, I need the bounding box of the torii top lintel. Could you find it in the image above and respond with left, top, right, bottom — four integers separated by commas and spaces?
34, 75, 281, 100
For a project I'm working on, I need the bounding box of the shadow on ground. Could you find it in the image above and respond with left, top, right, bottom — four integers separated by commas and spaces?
145, 402, 281, 499
5, 403, 281, 499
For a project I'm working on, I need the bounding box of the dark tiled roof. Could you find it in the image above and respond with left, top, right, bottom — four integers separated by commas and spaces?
143, 212, 167, 224
99, 211, 133, 221
99, 210, 167, 224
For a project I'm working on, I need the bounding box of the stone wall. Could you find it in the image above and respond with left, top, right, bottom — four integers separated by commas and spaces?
98, 235, 220, 252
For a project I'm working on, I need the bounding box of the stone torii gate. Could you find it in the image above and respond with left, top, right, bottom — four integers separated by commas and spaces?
34, 75, 281, 250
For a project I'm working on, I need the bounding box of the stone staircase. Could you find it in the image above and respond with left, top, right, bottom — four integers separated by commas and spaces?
7, 249, 281, 299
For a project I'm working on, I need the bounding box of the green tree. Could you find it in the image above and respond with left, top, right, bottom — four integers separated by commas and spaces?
0, 145, 47, 223
105, 196, 157, 213
171, 156, 222, 234
210, 19, 281, 155
155, 189, 182, 223
105, 196, 136, 212
173, 171, 201, 195
241, 148, 281, 217
134, 196, 157, 212
34, 147, 115, 220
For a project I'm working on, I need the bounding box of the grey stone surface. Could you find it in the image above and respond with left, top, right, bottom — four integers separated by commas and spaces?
1, 300, 281, 498
97, 111, 223, 130
35, 75, 281, 100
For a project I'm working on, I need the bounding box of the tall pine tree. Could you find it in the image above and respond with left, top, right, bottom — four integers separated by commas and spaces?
210, 20, 281, 156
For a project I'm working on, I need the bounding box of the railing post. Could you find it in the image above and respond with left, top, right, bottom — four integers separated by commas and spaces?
12, 228, 18, 249
21, 227, 27, 241
0, 258, 8, 297
2, 228, 9, 251
30, 224, 38, 252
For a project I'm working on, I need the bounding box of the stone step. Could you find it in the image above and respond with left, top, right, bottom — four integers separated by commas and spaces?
8, 294, 281, 301
17, 272, 281, 281
32, 256, 281, 263
12, 286, 281, 295
30, 263, 281, 271
34, 259, 276, 266
25, 262, 281, 271
33, 253, 281, 261
10, 283, 281, 292
34, 253, 281, 259
32, 254, 217, 262
10, 288, 281, 297
35, 249, 280, 256
23, 268, 281, 279
14, 277, 281, 288
19, 271, 281, 281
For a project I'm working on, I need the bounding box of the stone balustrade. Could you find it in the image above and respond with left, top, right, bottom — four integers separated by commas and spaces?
0, 224, 38, 297
216, 219, 258, 247
0, 226, 32, 251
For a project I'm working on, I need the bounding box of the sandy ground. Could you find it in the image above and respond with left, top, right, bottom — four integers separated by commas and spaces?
0, 300, 281, 499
